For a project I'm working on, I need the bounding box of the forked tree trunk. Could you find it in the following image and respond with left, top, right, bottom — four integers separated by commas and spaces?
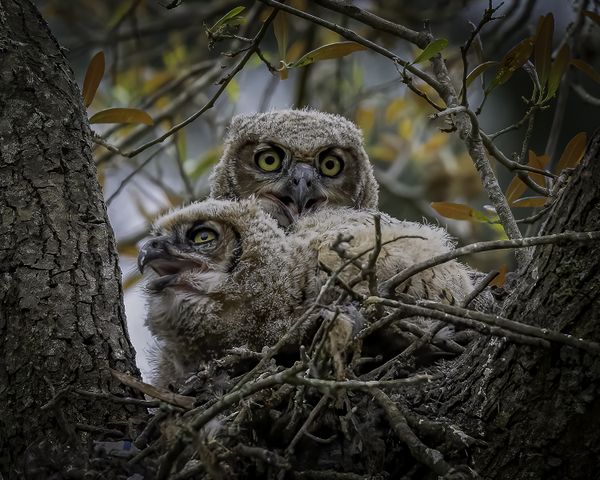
420, 133, 600, 479
0, 1, 143, 477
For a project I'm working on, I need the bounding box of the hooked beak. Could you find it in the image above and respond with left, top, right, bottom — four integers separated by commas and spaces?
138, 236, 171, 274
138, 237, 188, 291
262, 163, 326, 226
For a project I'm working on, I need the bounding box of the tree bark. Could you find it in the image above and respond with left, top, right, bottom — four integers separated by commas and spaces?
417, 133, 600, 479
0, 1, 143, 477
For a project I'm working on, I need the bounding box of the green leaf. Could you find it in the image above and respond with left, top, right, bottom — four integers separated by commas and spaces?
82, 51, 105, 107
486, 37, 534, 93
544, 44, 570, 100
289, 42, 367, 68
412, 38, 449, 64
466, 61, 498, 87
583, 10, 600, 27
534, 13, 554, 90
431, 202, 490, 222
209, 6, 245, 33
555, 132, 587, 173
89, 108, 154, 125
571, 59, 600, 83
511, 196, 548, 208
273, 11, 288, 61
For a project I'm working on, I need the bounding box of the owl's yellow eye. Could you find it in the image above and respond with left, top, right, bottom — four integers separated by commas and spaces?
191, 228, 217, 244
318, 155, 343, 177
255, 149, 282, 172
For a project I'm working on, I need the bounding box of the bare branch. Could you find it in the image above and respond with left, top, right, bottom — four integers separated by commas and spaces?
380, 230, 600, 296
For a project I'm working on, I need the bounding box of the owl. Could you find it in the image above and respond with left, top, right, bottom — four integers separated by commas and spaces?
209, 109, 379, 227
138, 199, 320, 386
138, 199, 475, 386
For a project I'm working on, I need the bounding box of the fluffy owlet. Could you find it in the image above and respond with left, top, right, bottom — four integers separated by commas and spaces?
209, 109, 379, 227
138, 200, 474, 386
138, 199, 319, 386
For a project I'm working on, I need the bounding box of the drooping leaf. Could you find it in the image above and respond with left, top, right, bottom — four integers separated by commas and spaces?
555, 132, 587, 173
486, 37, 534, 93
412, 38, 449, 64
534, 14, 554, 89
511, 196, 548, 208
431, 202, 489, 222
571, 59, 600, 83
465, 61, 498, 87
489, 265, 508, 287
545, 44, 570, 100
82, 51, 105, 107
89, 108, 154, 125
506, 176, 527, 203
209, 5, 245, 33
273, 11, 288, 61
583, 10, 600, 27
290, 42, 367, 68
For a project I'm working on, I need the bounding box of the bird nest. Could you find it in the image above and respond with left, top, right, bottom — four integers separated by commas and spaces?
26, 300, 484, 480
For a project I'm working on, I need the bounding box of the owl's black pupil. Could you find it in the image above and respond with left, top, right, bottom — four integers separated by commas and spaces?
200, 232, 208, 240
325, 159, 335, 170
264, 156, 275, 165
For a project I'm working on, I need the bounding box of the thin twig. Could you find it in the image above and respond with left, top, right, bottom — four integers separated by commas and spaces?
372, 388, 451, 476
256, 0, 444, 95
380, 230, 600, 295
121, 7, 279, 159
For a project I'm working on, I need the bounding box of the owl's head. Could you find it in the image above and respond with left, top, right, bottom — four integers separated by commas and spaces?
138, 198, 285, 294
209, 109, 379, 227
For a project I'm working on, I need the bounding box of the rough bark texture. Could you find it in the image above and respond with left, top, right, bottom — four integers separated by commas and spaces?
0, 1, 143, 477
416, 134, 600, 479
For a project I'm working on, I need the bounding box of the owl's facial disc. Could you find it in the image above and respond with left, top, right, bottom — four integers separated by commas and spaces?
251, 144, 329, 227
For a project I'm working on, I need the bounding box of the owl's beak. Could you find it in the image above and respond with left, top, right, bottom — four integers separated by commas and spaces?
138, 236, 172, 274
286, 163, 326, 216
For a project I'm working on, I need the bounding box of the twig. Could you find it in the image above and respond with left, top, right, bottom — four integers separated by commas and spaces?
105, 143, 172, 206
366, 297, 551, 349
365, 213, 382, 296
286, 394, 329, 456
461, 269, 498, 309
380, 230, 600, 296
460, 1, 503, 107
372, 388, 451, 476
157, 363, 305, 480
288, 373, 434, 391
256, 0, 444, 94
417, 300, 600, 355
73, 389, 161, 408
120, 7, 279, 159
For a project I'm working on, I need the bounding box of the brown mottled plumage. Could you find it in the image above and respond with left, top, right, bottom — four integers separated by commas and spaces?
209, 109, 379, 227
139, 198, 477, 386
